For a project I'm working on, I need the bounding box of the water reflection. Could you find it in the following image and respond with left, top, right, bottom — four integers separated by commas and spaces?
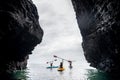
58, 71, 64, 75
8, 69, 29, 80
7, 68, 114, 80
86, 69, 110, 80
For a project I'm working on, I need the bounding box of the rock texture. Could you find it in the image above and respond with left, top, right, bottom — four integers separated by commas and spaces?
72, 0, 120, 74
0, 0, 43, 76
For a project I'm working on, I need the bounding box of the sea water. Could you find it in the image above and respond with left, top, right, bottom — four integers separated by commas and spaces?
25, 51, 110, 80
13, 53, 109, 80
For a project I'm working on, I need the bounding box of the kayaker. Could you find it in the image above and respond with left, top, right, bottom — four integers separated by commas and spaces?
68, 61, 72, 68
60, 62, 63, 68
50, 62, 53, 67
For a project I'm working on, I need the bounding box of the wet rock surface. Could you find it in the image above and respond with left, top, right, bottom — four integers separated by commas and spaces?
72, 0, 120, 74
0, 0, 43, 76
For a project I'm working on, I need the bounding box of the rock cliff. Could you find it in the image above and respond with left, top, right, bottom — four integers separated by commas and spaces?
0, 0, 43, 77
72, 0, 120, 74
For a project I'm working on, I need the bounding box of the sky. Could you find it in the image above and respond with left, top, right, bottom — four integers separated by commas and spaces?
28, 0, 89, 67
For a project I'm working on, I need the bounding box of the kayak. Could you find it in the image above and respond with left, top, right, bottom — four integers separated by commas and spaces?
46, 66, 59, 68
57, 67, 65, 71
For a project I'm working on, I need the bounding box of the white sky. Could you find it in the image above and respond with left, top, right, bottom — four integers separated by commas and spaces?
29, 0, 87, 65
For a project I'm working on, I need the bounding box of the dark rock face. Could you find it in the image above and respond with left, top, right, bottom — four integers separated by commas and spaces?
0, 0, 43, 75
72, 0, 120, 74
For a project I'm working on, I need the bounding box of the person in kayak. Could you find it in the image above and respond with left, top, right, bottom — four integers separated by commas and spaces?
50, 62, 53, 67
60, 62, 63, 68
68, 60, 72, 68
59, 59, 64, 68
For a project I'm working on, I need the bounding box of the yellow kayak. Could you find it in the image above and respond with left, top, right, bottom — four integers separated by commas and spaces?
57, 68, 65, 71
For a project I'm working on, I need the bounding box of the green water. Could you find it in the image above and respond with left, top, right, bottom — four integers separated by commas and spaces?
86, 69, 109, 80
12, 70, 29, 80
12, 69, 110, 80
